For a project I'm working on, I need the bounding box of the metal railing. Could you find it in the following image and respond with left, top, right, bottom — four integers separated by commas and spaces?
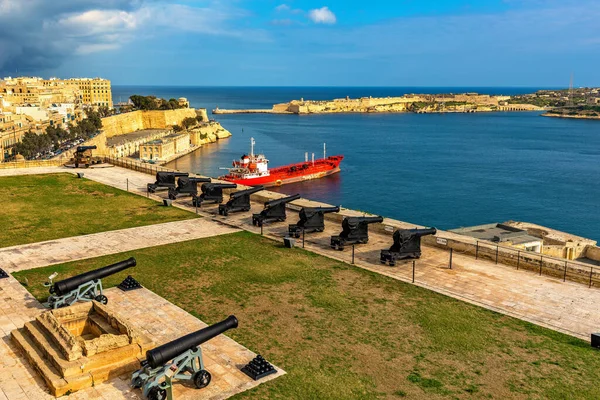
102, 156, 177, 176
428, 236, 600, 288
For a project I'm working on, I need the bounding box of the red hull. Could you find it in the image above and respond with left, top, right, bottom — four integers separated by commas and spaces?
222, 155, 343, 187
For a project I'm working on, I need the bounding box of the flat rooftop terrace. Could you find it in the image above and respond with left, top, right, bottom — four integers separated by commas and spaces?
450, 223, 541, 245
106, 129, 168, 147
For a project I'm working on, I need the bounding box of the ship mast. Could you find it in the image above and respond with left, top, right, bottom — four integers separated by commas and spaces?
324, 143, 326, 159
250, 137, 255, 157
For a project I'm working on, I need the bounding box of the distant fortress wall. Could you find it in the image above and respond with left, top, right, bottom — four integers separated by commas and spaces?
102, 109, 198, 138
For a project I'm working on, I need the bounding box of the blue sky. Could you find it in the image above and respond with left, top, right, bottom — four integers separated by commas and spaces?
0, 0, 598, 87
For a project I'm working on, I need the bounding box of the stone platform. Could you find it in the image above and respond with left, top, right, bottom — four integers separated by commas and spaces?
0, 277, 284, 399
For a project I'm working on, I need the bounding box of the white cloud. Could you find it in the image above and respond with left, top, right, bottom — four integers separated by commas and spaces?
308, 6, 336, 24
275, 4, 290, 12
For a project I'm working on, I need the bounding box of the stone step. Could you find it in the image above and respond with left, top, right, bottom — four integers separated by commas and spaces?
11, 328, 92, 397
89, 356, 141, 385
24, 320, 83, 378
80, 343, 141, 374
88, 313, 121, 336
35, 313, 81, 361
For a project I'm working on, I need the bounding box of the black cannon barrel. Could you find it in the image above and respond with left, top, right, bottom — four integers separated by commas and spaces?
156, 171, 188, 179
76, 145, 97, 152
202, 183, 237, 191
230, 186, 264, 199
265, 194, 301, 208
146, 315, 238, 369
410, 227, 437, 237
52, 257, 136, 296
300, 206, 340, 219
346, 216, 384, 225
190, 177, 212, 183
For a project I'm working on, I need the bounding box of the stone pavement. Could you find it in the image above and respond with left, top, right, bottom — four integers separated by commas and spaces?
0, 276, 284, 400
0, 219, 239, 273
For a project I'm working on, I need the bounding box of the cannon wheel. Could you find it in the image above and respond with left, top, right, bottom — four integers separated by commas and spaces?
148, 386, 167, 400
193, 370, 212, 389
94, 295, 108, 305
131, 376, 144, 389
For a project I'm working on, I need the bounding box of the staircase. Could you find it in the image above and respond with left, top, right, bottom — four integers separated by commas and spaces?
11, 312, 149, 397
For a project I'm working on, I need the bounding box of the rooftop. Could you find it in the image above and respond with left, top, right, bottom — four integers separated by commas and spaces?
450, 223, 542, 245
143, 133, 187, 146
106, 129, 168, 147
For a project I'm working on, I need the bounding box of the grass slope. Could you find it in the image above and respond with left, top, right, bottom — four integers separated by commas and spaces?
1, 173, 197, 247
14, 231, 600, 399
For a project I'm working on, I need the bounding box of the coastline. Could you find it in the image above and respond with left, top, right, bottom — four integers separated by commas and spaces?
542, 113, 600, 121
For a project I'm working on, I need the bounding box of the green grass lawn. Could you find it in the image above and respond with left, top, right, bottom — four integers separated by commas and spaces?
14, 231, 600, 399
1, 173, 197, 248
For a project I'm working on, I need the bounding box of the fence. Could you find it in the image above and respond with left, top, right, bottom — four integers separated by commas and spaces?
424, 236, 600, 288
102, 156, 177, 177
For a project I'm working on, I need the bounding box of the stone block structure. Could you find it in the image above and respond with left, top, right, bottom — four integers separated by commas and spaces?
11, 301, 153, 397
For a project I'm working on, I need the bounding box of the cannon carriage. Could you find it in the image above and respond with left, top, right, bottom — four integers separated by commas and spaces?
380, 227, 437, 265
132, 315, 238, 400
288, 206, 340, 238
192, 183, 237, 207
252, 194, 301, 227
168, 177, 211, 200
218, 186, 264, 216
147, 172, 189, 193
330, 216, 383, 250
71, 145, 101, 168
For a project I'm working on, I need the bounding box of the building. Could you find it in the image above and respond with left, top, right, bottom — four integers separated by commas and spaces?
450, 223, 543, 253
0, 76, 112, 108
140, 133, 190, 162
106, 129, 170, 159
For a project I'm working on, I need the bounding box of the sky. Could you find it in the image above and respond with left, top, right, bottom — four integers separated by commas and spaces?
0, 0, 598, 87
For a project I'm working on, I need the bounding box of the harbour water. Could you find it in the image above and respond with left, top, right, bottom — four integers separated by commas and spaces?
113, 86, 600, 240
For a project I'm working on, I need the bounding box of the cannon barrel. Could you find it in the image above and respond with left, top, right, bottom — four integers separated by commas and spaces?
202, 183, 237, 191
349, 216, 384, 224
52, 257, 136, 296
230, 186, 264, 199
146, 315, 238, 369
189, 177, 212, 183
156, 171, 188, 179
408, 227, 437, 237
308, 206, 340, 214
264, 194, 301, 209
76, 145, 97, 152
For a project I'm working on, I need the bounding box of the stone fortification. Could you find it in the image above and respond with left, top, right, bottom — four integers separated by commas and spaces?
189, 121, 232, 146
101, 109, 198, 138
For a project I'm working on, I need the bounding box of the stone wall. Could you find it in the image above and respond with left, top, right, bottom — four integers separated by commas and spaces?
585, 246, 600, 262
101, 109, 198, 138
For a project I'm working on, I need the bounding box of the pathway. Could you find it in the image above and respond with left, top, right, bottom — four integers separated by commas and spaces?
0, 219, 239, 273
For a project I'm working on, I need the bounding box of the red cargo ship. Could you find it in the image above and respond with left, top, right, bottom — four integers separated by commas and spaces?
219, 138, 343, 187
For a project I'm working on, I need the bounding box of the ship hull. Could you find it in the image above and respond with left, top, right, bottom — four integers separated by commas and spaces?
221, 155, 343, 187
228, 166, 341, 187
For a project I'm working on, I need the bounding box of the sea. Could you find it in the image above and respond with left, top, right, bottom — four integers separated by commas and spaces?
112, 86, 600, 241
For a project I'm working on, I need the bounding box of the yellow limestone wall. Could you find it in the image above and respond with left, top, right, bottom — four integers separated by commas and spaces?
101, 109, 197, 138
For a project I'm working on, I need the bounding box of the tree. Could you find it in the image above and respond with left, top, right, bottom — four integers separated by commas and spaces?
172, 125, 183, 132
181, 117, 197, 129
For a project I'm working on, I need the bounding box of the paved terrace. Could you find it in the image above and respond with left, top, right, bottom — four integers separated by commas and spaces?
2, 165, 599, 342
0, 276, 283, 399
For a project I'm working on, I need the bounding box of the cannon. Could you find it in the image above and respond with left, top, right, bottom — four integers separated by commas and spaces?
44, 257, 136, 309
218, 186, 264, 216
132, 315, 238, 400
168, 177, 211, 200
380, 228, 437, 265
252, 194, 301, 226
192, 183, 237, 207
288, 206, 340, 238
330, 216, 383, 250
147, 172, 189, 193
72, 145, 101, 168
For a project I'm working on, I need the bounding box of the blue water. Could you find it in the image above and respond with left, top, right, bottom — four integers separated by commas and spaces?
113, 86, 600, 240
